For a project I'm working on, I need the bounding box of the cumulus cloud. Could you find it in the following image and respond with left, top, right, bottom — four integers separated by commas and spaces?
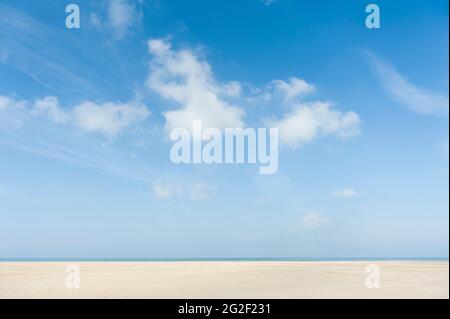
0, 95, 150, 137
299, 213, 329, 230
145, 37, 360, 149
271, 101, 360, 148
90, 0, 138, 39
151, 179, 215, 201
369, 53, 449, 116
146, 38, 245, 133
272, 77, 316, 103
0, 95, 26, 110
33, 96, 69, 124
331, 188, 358, 198
72, 101, 149, 136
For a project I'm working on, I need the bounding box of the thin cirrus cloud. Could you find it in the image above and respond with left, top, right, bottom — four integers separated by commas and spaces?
152, 179, 215, 201
260, 0, 277, 6
0, 185, 46, 205
368, 52, 449, 117
331, 188, 358, 198
298, 212, 329, 230
0, 132, 151, 184
0, 4, 97, 95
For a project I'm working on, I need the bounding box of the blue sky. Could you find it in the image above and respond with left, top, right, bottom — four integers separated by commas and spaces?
0, 0, 448, 258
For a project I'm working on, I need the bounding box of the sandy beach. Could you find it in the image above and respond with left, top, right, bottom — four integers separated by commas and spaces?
0, 261, 448, 299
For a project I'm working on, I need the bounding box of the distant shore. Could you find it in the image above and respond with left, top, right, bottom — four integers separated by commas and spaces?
0, 261, 448, 299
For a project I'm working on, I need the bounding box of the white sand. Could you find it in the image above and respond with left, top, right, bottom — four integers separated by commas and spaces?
0, 261, 448, 299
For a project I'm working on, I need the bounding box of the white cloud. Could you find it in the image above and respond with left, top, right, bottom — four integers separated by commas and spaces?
151, 179, 215, 201
271, 101, 360, 148
107, 0, 138, 38
299, 213, 328, 230
0, 95, 26, 110
146, 38, 245, 133
369, 53, 449, 116
2, 94, 150, 138
33, 96, 69, 124
272, 77, 316, 103
73, 101, 149, 137
146, 37, 360, 150
90, 0, 138, 38
331, 188, 358, 198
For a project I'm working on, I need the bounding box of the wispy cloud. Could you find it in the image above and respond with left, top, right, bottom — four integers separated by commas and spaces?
298, 212, 329, 230
368, 52, 449, 116
0, 4, 98, 96
0, 132, 150, 184
0, 185, 46, 205
152, 179, 216, 201
331, 188, 358, 198
260, 0, 277, 6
